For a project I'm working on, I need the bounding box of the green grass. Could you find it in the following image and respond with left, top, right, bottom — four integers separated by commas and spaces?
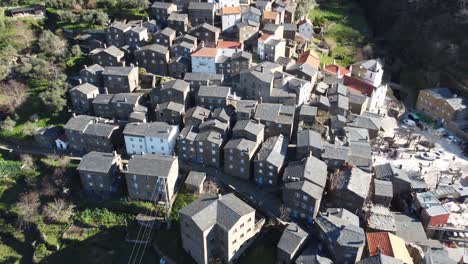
76, 208, 131, 228
170, 192, 198, 220
310, 0, 370, 66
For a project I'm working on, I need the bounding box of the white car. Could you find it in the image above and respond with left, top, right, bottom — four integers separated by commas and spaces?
447, 135, 459, 143
419, 152, 436, 161
402, 119, 416, 126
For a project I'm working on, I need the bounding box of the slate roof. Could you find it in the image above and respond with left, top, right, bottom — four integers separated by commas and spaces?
425, 88, 467, 111
188, 2, 215, 10
283, 156, 327, 188
185, 171, 206, 187
179, 193, 255, 232
344, 127, 370, 142
109, 22, 131, 31
70, 83, 99, 94
197, 86, 230, 98
277, 223, 309, 256
162, 79, 190, 92
93, 94, 114, 105
283, 23, 297, 31
178, 125, 197, 141
224, 138, 258, 156
255, 135, 288, 166
168, 12, 188, 21
299, 105, 318, 117
232, 50, 252, 60
321, 143, 349, 161
332, 167, 371, 200
242, 6, 261, 16
158, 101, 184, 113
126, 154, 177, 177
374, 179, 393, 198
195, 129, 223, 145
236, 100, 258, 115
64, 115, 96, 132
285, 180, 324, 200
111, 93, 142, 105
347, 141, 372, 169
232, 119, 265, 137
254, 103, 295, 124
374, 163, 396, 180
151, 1, 175, 9
83, 122, 117, 138
353, 59, 383, 72
212, 107, 232, 123
297, 129, 323, 150
185, 106, 211, 122
123, 122, 176, 138
348, 115, 380, 131
157, 27, 176, 37
84, 64, 104, 74
102, 66, 136, 76
315, 209, 365, 248
78, 151, 118, 173
138, 44, 169, 54
104, 45, 125, 57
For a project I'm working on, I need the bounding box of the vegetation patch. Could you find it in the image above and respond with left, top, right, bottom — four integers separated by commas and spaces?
76, 208, 131, 228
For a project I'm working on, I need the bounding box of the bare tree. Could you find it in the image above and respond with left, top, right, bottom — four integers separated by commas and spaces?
16, 192, 40, 229
43, 198, 75, 224
40, 176, 59, 197
20, 154, 36, 170
0, 80, 26, 113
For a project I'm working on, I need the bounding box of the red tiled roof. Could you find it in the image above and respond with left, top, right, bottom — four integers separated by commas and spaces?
217, 40, 242, 49
296, 50, 320, 69
263, 11, 278, 20
222, 6, 241, 15
324, 64, 350, 76
192, 47, 218, 57
367, 232, 394, 257
298, 18, 312, 26
259, 33, 272, 42
343, 75, 375, 97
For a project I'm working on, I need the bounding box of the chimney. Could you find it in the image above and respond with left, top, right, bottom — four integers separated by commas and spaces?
72, 113, 76, 117
146, 16, 150, 22
104, 87, 109, 94
122, 61, 126, 67
337, 67, 341, 77
454, 94, 458, 98
201, 41, 205, 48
333, 59, 336, 65
259, 97, 263, 104
84, 65, 88, 70
217, 193, 222, 199
112, 150, 117, 157
78, 79, 82, 84
104, 43, 107, 48
260, 65, 263, 72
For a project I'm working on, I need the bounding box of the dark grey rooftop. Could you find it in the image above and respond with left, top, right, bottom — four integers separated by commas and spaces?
188, 2, 215, 10
285, 180, 324, 200
93, 94, 114, 105
138, 44, 169, 54
158, 101, 184, 112
236, 100, 258, 115
184, 72, 223, 82
224, 138, 258, 156
299, 105, 318, 117
185, 106, 211, 122
195, 129, 223, 145
197, 86, 230, 98
283, 23, 297, 31
297, 129, 323, 150
157, 27, 176, 37
111, 93, 142, 105
283, 156, 327, 188
255, 135, 288, 166
374, 179, 393, 198
126, 154, 177, 177
102, 66, 136, 76
315, 209, 365, 248
185, 171, 206, 187
70, 83, 99, 94
123, 122, 176, 138
168, 12, 188, 21
348, 115, 379, 131
162, 79, 190, 92
64, 115, 96, 132
83, 122, 118, 138
232, 119, 265, 137
78, 151, 119, 173
321, 143, 349, 161
83, 64, 104, 74
277, 223, 309, 256
151, 1, 175, 9
331, 167, 371, 200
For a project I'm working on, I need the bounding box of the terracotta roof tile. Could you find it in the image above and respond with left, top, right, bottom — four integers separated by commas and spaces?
343, 75, 375, 97
367, 232, 414, 264
263, 10, 279, 20
222, 6, 241, 14
217, 40, 242, 49
192, 47, 218, 57
325, 64, 350, 76
296, 50, 320, 69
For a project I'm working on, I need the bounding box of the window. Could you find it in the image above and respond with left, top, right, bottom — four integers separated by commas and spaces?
232, 240, 236, 244
87, 174, 91, 179
303, 195, 308, 201
240, 223, 244, 228
212, 158, 216, 163
89, 182, 93, 186
99, 184, 104, 188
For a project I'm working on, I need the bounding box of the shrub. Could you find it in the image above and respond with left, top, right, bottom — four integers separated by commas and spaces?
76, 208, 129, 228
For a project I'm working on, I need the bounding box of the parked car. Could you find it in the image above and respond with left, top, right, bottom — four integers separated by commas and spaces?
447, 135, 460, 143
408, 113, 420, 122
402, 119, 416, 126
419, 152, 436, 161
435, 127, 448, 137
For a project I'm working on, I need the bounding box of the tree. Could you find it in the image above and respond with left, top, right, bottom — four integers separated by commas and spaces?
20, 154, 36, 170
38, 30, 67, 57
39, 80, 68, 114
16, 192, 40, 229
22, 121, 38, 136
70, 45, 82, 57
1, 116, 16, 131
83, 10, 109, 25
118, 0, 149, 9
0, 80, 26, 113
43, 199, 75, 223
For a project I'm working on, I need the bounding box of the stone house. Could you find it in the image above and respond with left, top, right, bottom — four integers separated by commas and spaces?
184, 171, 206, 194
151, 2, 177, 22
416, 87, 468, 124
102, 66, 139, 93
236, 22, 260, 49
92, 94, 115, 119
223, 138, 260, 180
277, 223, 308, 264
184, 106, 211, 127
170, 41, 195, 59
168, 12, 189, 33
82, 122, 121, 153
189, 23, 220, 46
78, 151, 122, 195
296, 129, 323, 159
374, 179, 393, 208
328, 167, 372, 214
153, 27, 176, 47
168, 56, 191, 79
231, 51, 252, 77
297, 18, 313, 41
241, 6, 261, 23
90, 46, 125, 67
64, 115, 104, 153
196, 86, 233, 110
253, 135, 288, 186
254, 103, 295, 140
235, 100, 258, 120
232, 119, 265, 144
188, 2, 216, 26
177, 126, 198, 162
105, 22, 131, 47
321, 143, 350, 169
180, 194, 262, 264
80, 64, 104, 87
155, 101, 185, 126
184, 72, 224, 94
262, 10, 280, 24
151, 79, 190, 109
191, 47, 218, 74
194, 129, 225, 168
34, 126, 62, 149
110, 93, 145, 121
125, 26, 149, 48
221, 6, 242, 32
69, 83, 99, 114
123, 154, 179, 202
315, 208, 365, 263
134, 44, 169, 76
